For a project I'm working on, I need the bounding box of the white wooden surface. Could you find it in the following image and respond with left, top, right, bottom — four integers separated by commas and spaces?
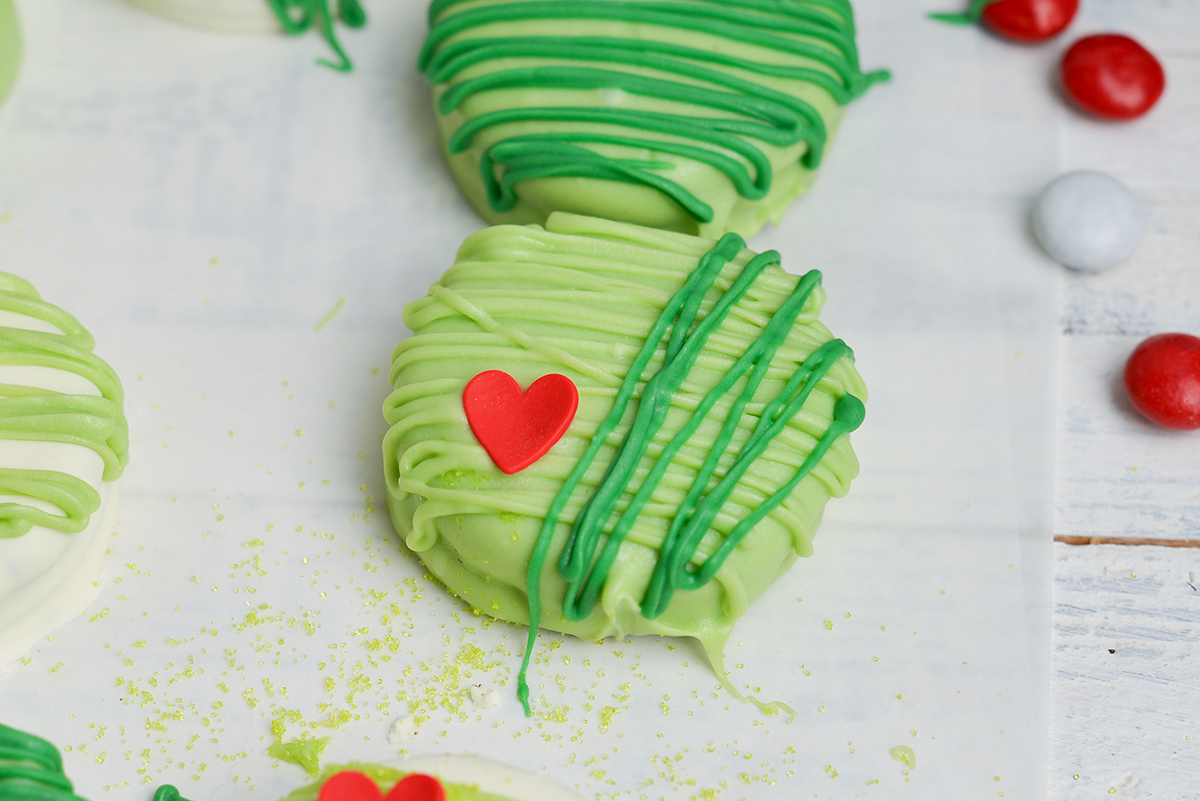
0, 3, 1059, 800
1050, 1, 1200, 798
0, 0, 1194, 797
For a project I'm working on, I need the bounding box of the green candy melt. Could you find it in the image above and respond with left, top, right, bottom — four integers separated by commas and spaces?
0, 722, 196, 801
383, 214, 866, 716
0, 723, 89, 801
0, 273, 128, 539
420, 0, 888, 238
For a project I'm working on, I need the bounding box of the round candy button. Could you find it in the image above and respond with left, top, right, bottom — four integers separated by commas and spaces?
1032, 171, 1145, 271
1123, 334, 1200, 431
982, 0, 1078, 42
1061, 34, 1165, 120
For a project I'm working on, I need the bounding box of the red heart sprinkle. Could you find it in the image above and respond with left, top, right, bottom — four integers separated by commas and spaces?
319, 772, 383, 801
385, 774, 446, 801
463, 370, 579, 474
317, 772, 447, 801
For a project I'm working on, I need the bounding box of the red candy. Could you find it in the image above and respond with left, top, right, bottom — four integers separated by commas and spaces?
318, 772, 446, 801
1123, 334, 1200, 431
981, 0, 1078, 42
1061, 34, 1165, 120
463, 370, 579, 474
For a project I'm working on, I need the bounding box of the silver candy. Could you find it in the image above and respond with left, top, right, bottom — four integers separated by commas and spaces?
1032, 171, 1146, 272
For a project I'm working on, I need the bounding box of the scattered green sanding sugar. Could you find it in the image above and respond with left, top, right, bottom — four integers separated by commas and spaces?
269, 736, 332, 778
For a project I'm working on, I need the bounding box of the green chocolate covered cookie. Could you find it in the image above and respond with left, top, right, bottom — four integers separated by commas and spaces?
419, 0, 888, 238
383, 214, 865, 713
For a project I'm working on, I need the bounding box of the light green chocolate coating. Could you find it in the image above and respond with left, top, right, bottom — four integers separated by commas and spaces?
383, 214, 865, 710
0, 0, 19, 107
420, 0, 888, 238
0, 273, 128, 539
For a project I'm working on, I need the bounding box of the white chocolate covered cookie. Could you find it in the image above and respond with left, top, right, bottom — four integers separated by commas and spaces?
0, 274, 128, 671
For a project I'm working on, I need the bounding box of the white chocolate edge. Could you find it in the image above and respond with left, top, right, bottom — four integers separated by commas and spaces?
0, 481, 117, 673
0, 303, 120, 673
120, 0, 281, 33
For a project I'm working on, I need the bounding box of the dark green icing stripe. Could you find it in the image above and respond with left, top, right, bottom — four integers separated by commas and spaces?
0, 724, 194, 801
267, 0, 366, 72
516, 233, 863, 715
0, 723, 88, 801
0, 274, 128, 539
420, 0, 889, 224
929, 0, 1000, 25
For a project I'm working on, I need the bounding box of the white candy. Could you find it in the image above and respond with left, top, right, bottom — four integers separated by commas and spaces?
1032, 171, 1146, 272
469, 683, 500, 710
387, 716, 419, 745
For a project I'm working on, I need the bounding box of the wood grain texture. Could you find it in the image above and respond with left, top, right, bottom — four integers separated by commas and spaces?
1052, 2, 1200, 798
1050, 544, 1200, 800
1055, 0, 1200, 543
1057, 536, 1200, 548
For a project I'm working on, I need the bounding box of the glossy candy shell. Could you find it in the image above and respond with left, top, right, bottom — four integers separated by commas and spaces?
1032, 171, 1145, 272
1061, 34, 1165, 120
1123, 334, 1200, 431
982, 0, 1078, 43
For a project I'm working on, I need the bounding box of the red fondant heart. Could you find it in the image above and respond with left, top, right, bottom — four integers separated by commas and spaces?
463, 370, 579, 474
318, 772, 446, 801
318, 772, 381, 801
386, 774, 446, 801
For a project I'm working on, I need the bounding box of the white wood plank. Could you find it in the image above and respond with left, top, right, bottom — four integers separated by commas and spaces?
1051, 543, 1200, 799
1050, 3, 1200, 799
1055, 1, 1200, 542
